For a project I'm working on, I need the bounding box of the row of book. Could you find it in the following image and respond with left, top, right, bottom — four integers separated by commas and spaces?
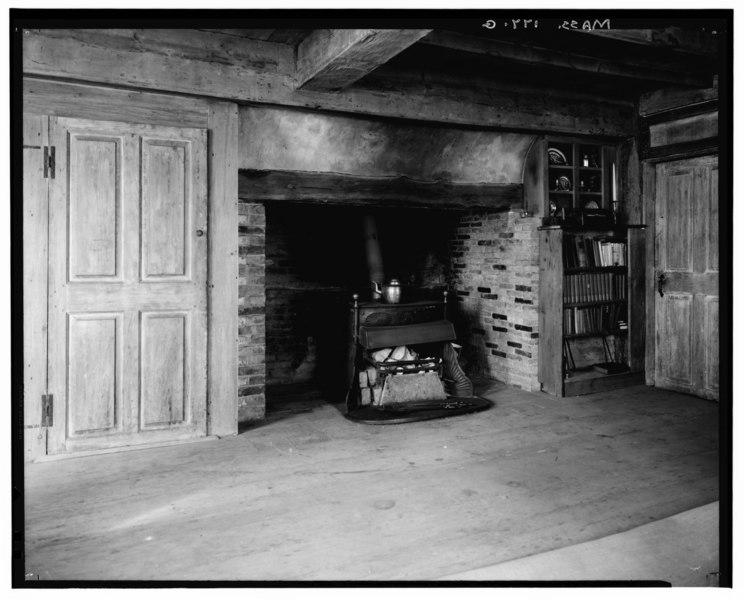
564, 272, 627, 304
563, 304, 628, 336
563, 234, 627, 269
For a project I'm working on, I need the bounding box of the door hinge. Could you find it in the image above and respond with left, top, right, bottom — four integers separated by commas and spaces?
43, 146, 55, 179
41, 394, 53, 427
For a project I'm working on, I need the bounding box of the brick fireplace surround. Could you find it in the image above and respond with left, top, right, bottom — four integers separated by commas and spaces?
237, 200, 541, 424
237, 202, 268, 422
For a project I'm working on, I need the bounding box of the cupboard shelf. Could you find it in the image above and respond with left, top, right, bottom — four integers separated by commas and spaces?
542, 138, 615, 226
563, 300, 627, 308
564, 330, 627, 340
565, 266, 625, 274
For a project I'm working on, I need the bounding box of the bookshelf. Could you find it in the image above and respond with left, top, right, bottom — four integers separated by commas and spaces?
538, 225, 646, 397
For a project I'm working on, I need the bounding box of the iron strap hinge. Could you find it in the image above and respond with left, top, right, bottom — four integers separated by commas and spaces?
41, 394, 53, 427
43, 146, 55, 179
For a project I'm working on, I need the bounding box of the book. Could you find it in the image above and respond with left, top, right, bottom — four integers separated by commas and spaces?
576, 236, 588, 267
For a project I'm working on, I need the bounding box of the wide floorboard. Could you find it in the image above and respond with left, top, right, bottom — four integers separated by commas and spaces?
23, 381, 719, 582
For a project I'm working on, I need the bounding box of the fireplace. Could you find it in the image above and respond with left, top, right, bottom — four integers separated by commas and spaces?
238, 200, 541, 424
336, 212, 489, 423
236, 105, 542, 423
345, 292, 490, 423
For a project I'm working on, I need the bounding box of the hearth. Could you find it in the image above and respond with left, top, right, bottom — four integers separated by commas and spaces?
342, 212, 490, 423
345, 292, 490, 424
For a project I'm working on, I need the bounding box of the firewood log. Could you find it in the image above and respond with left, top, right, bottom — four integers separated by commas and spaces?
366, 367, 377, 386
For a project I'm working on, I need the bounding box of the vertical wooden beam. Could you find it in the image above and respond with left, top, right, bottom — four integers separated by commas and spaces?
617, 138, 642, 224
207, 101, 239, 436
296, 29, 432, 91
522, 136, 546, 217
642, 162, 657, 385
627, 227, 646, 373
23, 114, 49, 460
538, 227, 564, 396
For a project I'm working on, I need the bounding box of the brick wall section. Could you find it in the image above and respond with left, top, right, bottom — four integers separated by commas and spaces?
449, 209, 541, 392
238, 202, 267, 422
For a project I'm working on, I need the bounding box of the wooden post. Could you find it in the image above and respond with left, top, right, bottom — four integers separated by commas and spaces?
538, 227, 564, 396
207, 101, 239, 436
627, 226, 647, 373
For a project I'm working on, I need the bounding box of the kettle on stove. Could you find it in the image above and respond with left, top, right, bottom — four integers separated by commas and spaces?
372, 279, 403, 304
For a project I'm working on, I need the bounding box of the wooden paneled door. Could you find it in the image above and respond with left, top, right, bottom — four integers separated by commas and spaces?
46, 117, 208, 453
654, 155, 719, 400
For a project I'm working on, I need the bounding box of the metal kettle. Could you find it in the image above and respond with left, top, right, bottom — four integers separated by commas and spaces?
373, 279, 403, 304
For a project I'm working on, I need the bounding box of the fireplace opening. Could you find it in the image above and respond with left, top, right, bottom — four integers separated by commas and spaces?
264, 202, 464, 410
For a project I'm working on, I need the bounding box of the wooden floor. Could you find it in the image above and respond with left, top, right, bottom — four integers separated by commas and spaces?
23, 379, 719, 583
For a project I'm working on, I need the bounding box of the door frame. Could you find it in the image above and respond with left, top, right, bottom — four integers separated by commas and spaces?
642, 149, 719, 388
22, 80, 239, 460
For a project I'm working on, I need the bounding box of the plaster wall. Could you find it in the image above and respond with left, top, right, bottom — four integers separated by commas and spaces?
239, 105, 536, 184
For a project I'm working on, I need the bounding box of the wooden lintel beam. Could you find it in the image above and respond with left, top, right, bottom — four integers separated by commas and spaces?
239, 170, 522, 211
296, 29, 432, 91
421, 30, 712, 88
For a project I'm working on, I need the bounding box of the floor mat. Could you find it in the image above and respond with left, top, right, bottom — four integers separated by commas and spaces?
346, 396, 492, 424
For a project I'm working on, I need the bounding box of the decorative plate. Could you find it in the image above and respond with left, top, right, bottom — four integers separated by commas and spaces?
583, 200, 600, 209
548, 147, 567, 165
556, 175, 572, 191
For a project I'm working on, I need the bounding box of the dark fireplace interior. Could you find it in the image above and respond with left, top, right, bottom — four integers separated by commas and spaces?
264, 202, 461, 405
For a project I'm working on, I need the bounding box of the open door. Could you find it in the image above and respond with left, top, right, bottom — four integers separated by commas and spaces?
45, 117, 209, 453
654, 155, 718, 400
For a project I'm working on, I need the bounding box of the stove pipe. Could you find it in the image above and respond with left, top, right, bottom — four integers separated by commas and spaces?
362, 213, 385, 301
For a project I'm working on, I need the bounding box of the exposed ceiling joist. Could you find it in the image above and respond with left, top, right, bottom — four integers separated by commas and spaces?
296, 28, 432, 91
420, 30, 712, 89
580, 27, 719, 57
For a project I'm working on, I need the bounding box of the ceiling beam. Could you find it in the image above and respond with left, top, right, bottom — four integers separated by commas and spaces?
23, 29, 635, 137
580, 27, 719, 57
421, 30, 712, 88
296, 29, 432, 91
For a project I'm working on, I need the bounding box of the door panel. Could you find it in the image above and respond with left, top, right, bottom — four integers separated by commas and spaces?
68, 134, 122, 280
141, 138, 190, 279
141, 312, 189, 428
704, 297, 719, 394
654, 155, 718, 400
708, 167, 719, 271
47, 117, 208, 453
665, 172, 693, 271
663, 294, 693, 384
67, 313, 122, 436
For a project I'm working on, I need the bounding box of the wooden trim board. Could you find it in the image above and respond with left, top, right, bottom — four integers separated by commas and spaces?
642, 161, 657, 386
23, 77, 209, 129
207, 101, 239, 436
33, 436, 219, 463
22, 114, 49, 460
563, 371, 646, 397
